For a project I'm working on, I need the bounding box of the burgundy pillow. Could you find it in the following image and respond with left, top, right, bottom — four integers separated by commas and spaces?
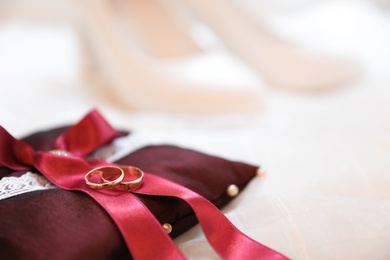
0, 126, 258, 259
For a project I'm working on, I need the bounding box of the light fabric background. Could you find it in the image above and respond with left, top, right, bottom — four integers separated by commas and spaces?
1, 0, 389, 259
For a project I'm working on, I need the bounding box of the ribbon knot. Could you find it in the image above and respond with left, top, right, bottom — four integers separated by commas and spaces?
0, 110, 288, 260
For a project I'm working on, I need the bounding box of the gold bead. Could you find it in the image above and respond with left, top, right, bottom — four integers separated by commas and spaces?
226, 184, 239, 197
162, 223, 172, 234
256, 168, 266, 177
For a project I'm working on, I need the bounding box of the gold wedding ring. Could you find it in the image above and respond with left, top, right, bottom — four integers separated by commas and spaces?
101, 166, 144, 191
85, 166, 124, 189
84, 165, 144, 191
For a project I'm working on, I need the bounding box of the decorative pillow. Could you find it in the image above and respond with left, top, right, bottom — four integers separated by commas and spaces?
0, 111, 287, 259
0, 130, 256, 259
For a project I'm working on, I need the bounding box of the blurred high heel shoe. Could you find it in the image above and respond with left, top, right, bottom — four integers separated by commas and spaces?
180, 0, 362, 92
74, 0, 263, 114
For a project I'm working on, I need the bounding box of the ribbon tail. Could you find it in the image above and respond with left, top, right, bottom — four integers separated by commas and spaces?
134, 173, 289, 260
85, 190, 186, 260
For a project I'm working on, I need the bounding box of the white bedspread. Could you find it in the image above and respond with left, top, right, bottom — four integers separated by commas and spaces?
1, 1, 389, 259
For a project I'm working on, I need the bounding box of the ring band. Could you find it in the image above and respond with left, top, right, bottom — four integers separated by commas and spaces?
85, 166, 124, 189
101, 166, 144, 191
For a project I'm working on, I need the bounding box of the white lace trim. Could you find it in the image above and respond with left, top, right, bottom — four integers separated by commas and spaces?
0, 133, 152, 201
0, 172, 57, 200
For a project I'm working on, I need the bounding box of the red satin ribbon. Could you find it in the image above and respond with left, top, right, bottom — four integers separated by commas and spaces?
0, 110, 288, 260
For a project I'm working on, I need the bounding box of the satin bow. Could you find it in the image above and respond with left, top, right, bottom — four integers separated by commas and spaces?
0, 110, 288, 260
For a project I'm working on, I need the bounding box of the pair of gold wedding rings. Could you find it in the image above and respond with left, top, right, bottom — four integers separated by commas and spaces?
85, 165, 144, 191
